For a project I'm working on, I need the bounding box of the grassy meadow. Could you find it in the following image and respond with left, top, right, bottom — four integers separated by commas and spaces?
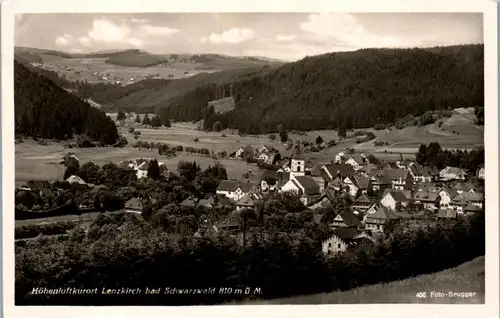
15, 107, 483, 188
248, 256, 485, 304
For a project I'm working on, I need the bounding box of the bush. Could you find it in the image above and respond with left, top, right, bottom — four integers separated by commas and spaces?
133, 131, 141, 136
193, 137, 199, 142
15, 221, 76, 240
129, 127, 135, 133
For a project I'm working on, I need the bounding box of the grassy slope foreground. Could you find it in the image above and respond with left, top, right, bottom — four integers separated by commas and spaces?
161, 44, 483, 134
253, 256, 485, 304
14, 60, 119, 144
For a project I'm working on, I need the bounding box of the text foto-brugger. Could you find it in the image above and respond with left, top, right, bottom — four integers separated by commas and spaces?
31, 287, 262, 296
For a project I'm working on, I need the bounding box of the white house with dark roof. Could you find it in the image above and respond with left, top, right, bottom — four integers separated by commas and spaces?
413, 190, 440, 211
438, 187, 458, 210
322, 228, 374, 255
216, 180, 252, 201
383, 168, 413, 190
351, 193, 373, 213
363, 206, 400, 233
330, 211, 363, 229
281, 175, 320, 206
344, 155, 366, 171
450, 192, 484, 213
334, 151, 346, 164
343, 176, 360, 197
380, 189, 412, 211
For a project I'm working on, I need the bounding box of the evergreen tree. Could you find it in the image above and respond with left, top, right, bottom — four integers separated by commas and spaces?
315, 136, 323, 145
278, 124, 288, 143
117, 110, 126, 121
147, 159, 160, 180
142, 114, 151, 126
135, 115, 141, 123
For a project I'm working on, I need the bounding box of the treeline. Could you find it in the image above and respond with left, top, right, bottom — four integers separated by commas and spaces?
416, 142, 485, 171
15, 221, 76, 240
160, 44, 483, 134
15, 209, 484, 305
14, 60, 119, 144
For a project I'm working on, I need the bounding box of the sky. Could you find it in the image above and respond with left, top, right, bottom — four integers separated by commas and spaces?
15, 13, 483, 61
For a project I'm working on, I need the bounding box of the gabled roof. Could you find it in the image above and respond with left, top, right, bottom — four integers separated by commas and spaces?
452, 192, 484, 204
383, 168, 410, 182
66, 175, 86, 185
353, 193, 372, 205
364, 206, 400, 224
454, 182, 476, 192
236, 194, 257, 207
335, 211, 363, 228
125, 197, 143, 210
198, 197, 215, 207
464, 203, 482, 212
355, 177, 371, 190
331, 177, 344, 187
440, 186, 459, 198
331, 227, 361, 241
294, 176, 320, 191
383, 189, 412, 203
414, 190, 439, 202
180, 197, 198, 208
322, 164, 355, 179
217, 180, 241, 192
277, 172, 291, 188
440, 166, 468, 177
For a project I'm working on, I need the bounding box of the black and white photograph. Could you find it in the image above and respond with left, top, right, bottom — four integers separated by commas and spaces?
3, 0, 499, 317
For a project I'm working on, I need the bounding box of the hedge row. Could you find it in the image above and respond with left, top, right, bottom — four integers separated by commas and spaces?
15, 221, 77, 240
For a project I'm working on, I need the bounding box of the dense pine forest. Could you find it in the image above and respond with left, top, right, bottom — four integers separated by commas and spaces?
14, 60, 119, 144
160, 44, 484, 134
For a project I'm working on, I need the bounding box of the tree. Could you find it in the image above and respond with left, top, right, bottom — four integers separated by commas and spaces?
177, 161, 201, 181
147, 159, 161, 180
278, 124, 288, 143
63, 159, 80, 180
135, 115, 141, 123
142, 114, 151, 126
117, 110, 126, 121
269, 134, 277, 142
161, 116, 171, 128
150, 116, 161, 128
79, 162, 103, 184
315, 136, 323, 145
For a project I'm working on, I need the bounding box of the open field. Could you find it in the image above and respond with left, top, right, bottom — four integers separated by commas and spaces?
244, 256, 484, 304
35, 56, 218, 84
354, 109, 483, 153
15, 107, 483, 187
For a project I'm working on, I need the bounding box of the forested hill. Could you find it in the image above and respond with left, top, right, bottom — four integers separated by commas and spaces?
160, 44, 484, 134
14, 60, 119, 144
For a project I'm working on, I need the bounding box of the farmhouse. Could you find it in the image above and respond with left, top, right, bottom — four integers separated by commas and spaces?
439, 166, 467, 181
363, 206, 400, 233
344, 154, 366, 170
322, 228, 374, 255
216, 180, 253, 201
380, 189, 412, 211
351, 193, 373, 213
383, 168, 413, 190
281, 175, 320, 206
413, 190, 440, 211
438, 187, 459, 210
408, 163, 433, 183
330, 211, 363, 229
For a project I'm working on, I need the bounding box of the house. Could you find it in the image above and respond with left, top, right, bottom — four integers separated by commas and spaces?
363, 206, 400, 233
383, 169, 413, 190
334, 151, 346, 164
408, 163, 433, 183
356, 177, 372, 194
438, 187, 459, 210
124, 198, 143, 213
261, 170, 279, 192
330, 211, 363, 229
343, 176, 360, 197
453, 182, 477, 194
257, 152, 270, 162
258, 145, 270, 154
236, 194, 258, 211
344, 155, 366, 170
413, 191, 440, 211
281, 176, 320, 205
321, 228, 373, 255
380, 189, 412, 211
66, 175, 87, 185
136, 161, 149, 179
180, 196, 199, 208
216, 180, 252, 201
234, 147, 246, 158
477, 167, 485, 180
307, 189, 336, 210
309, 164, 330, 193
322, 163, 356, 181
450, 192, 484, 213
351, 193, 373, 214
464, 203, 483, 215
439, 166, 467, 181
329, 177, 345, 192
